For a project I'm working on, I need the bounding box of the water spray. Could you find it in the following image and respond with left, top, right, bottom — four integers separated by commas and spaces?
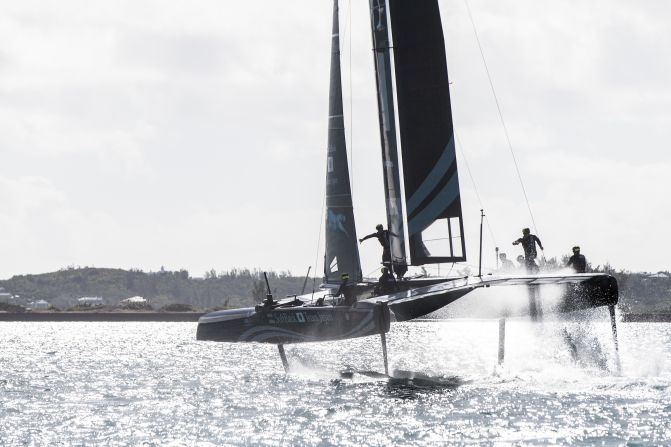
609, 305, 622, 374
498, 318, 506, 365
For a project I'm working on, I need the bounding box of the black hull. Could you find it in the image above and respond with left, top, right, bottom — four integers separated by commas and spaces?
196, 302, 390, 344
557, 274, 618, 312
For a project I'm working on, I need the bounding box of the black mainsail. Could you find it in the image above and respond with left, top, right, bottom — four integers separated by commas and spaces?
388, 0, 466, 265
324, 0, 362, 284
368, 0, 409, 277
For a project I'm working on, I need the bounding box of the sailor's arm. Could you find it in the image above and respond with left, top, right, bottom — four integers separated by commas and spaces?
512, 238, 522, 245
535, 235, 544, 250
359, 233, 376, 243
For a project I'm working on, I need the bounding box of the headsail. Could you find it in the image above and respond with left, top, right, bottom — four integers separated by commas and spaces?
389, 0, 466, 265
368, 0, 408, 277
324, 0, 362, 284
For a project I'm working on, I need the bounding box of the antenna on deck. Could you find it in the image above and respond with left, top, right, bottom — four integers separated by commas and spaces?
263, 272, 272, 298
300, 266, 312, 295
478, 209, 485, 277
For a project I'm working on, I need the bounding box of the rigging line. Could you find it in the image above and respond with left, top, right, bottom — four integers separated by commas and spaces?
455, 132, 497, 247
444, 262, 455, 277
312, 184, 327, 295
462, 0, 541, 238
365, 266, 382, 278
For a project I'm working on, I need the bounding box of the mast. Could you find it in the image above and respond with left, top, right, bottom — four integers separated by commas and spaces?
324, 0, 362, 284
368, 0, 408, 277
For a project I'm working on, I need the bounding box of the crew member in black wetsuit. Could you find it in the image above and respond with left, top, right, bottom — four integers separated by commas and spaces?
335, 273, 356, 306
512, 228, 544, 273
360, 224, 392, 267
566, 246, 587, 273
374, 267, 396, 296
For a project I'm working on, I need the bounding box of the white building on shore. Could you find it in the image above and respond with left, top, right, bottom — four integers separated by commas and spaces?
0, 287, 13, 303
30, 300, 50, 310
119, 296, 148, 305
78, 296, 104, 307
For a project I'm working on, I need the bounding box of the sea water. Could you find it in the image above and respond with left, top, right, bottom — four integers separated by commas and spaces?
1, 319, 670, 446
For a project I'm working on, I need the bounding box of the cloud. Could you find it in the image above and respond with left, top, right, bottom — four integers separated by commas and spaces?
0, 176, 80, 274
0, 0, 668, 278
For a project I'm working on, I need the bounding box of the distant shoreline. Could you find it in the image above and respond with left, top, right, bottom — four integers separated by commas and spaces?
621, 313, 671, 323
0, 312, 203, 322
1, 311, 670, 323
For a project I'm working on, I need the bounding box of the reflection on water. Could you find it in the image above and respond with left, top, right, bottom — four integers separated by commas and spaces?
0, 320, 670, 445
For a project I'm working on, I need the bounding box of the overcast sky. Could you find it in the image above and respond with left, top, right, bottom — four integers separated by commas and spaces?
0, 0, 669, 279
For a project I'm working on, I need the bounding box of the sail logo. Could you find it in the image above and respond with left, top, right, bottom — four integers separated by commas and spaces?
373, 0, 386, 31
327, 156, 334, 173
327, 209, 349, 237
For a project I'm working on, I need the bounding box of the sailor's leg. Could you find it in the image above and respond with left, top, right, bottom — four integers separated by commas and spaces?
278, 344, 289, 373
498, 318, 506, 365
380, 332, 389, 376
608, 305, 622, 374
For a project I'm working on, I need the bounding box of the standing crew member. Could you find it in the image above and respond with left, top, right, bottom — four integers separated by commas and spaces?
512, 228, 544, 273
566, 246, 587, 273
360, 224, 392, 267
498, 253, 515, 272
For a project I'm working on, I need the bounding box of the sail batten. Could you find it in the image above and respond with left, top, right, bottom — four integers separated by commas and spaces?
324, 0, 362, 284
388, 0, 466, 265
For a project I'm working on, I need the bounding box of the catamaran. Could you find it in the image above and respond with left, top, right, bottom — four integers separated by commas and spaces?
196, 0, 619, 373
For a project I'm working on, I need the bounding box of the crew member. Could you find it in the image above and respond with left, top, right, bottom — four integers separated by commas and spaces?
360, 224, 392, 267
263, 294, 276, 308
566, 246, 587, 273
335, 273, 356, 306
512, 228, 544, 273
498, 253, 515, 271
374, 267, 396, 295
516, 255, 525, 269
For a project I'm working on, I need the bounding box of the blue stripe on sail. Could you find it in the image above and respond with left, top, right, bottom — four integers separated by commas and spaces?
408, 175, 459, 236
406, 138, 455, 215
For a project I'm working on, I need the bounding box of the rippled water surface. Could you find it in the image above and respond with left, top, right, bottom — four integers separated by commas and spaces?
1, 319, 670, 445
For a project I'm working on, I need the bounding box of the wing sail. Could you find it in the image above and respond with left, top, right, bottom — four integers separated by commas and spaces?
324, 0, 362, 284
388, 0, 465, 265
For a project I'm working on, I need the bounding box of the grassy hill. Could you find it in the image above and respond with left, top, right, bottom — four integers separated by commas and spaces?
0, 267, 310, 311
